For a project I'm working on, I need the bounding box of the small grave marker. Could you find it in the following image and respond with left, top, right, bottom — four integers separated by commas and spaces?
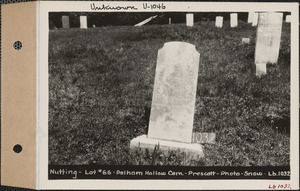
255, 12, 283, 65
230, 13, 238, 27
186, 13, 194, 27
248, 12, 254, 23
242, 38, 250, 44
130, 42, 203, 159
80, 16, 87, 29
215, 16, 223, 28
62, 15, 70, 29
93, 25, 96, 28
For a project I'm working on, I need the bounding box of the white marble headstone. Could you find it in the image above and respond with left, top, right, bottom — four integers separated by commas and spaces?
256, 63, 267, 77
248, 12, 254, 23
62, 16, 70, 29
186, 14, 194, 27
255, 12, 283, 64
215, 16, 223, 28
148, 42, 200, 143
230, 13, 238, 27
252, 13, 259, 26
285, 15, 291, 23
80, 16, 88, 29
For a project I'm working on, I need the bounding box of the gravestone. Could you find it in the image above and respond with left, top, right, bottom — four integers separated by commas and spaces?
252, 13, 259, 26
80, 16, 88, 29
130, 42, 203, 159
134, 15, 158, 27
285, 15, 291, 23
169, 18, 171, 24
255, 12, 283, 65
215, 16, 223, 28
186, 14, 194, 27
93, 25, 96, 28
256, 63, 267, 77
242, 38, 250, 44
230, 13, 238, 27
62, 16, 70, 29
248, 12, 254, 23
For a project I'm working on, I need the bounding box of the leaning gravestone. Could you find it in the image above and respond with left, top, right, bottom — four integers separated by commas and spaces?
80, 16, 88, 29
252, 13, 259, 26
186, 13, 194, 27
215, 16, 223, 28
248, 12, 254, 23
134, 15, 158, 27
130, 42, 203, 158
62, 16, 70, 29
230, 13, 238, 27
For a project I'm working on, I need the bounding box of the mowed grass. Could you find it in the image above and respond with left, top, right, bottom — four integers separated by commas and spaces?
49, 21, 290, 166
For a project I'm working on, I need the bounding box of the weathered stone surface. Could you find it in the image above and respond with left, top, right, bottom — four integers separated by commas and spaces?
256, 63, 267, 77
255, 12, 283, 64
80, 16, 87, 29
62, 16, 70, 29
130, 135, 204, 159
215, 16, 223, 28
230, 13, 238, 27
148, 42, 200, 143
186, 14, 194, 27
252, 13, 259, 26
248, 12, 254, 23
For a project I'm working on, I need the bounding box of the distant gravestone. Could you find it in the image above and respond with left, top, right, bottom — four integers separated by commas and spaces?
242, 38, 250, 44
215, 16, 223, 28
230, 13, 238, 27
186, 13, 194, 27
255, 12, 283, 65
256, 63, 267, 77
80, 16, 88, 29
169, 18, 171, 24
130, 42, 203, 158
248, 12, 254, 23
62, 16, 70, 29
285, 15, 291, 23
134, 15, 158, 27
93, 25, 96, 28
252, 13, 259, 26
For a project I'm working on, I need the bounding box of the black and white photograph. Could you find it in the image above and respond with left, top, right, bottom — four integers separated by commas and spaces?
39, 1, 298, 189
0, 1, 298, 190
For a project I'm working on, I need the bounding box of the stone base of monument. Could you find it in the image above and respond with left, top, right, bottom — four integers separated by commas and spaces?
130, 135, 204, 160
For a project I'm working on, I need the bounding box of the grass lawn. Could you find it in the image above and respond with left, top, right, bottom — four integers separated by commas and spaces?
49, 21, 290, 166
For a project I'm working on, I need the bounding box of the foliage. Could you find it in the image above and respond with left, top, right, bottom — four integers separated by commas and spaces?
49, 21, 290, 166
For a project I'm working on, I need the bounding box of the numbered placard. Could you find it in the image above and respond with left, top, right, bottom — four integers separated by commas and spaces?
192, 132, 216, 144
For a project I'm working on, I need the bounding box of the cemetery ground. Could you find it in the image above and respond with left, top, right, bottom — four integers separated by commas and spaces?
49, 21, 290, 166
